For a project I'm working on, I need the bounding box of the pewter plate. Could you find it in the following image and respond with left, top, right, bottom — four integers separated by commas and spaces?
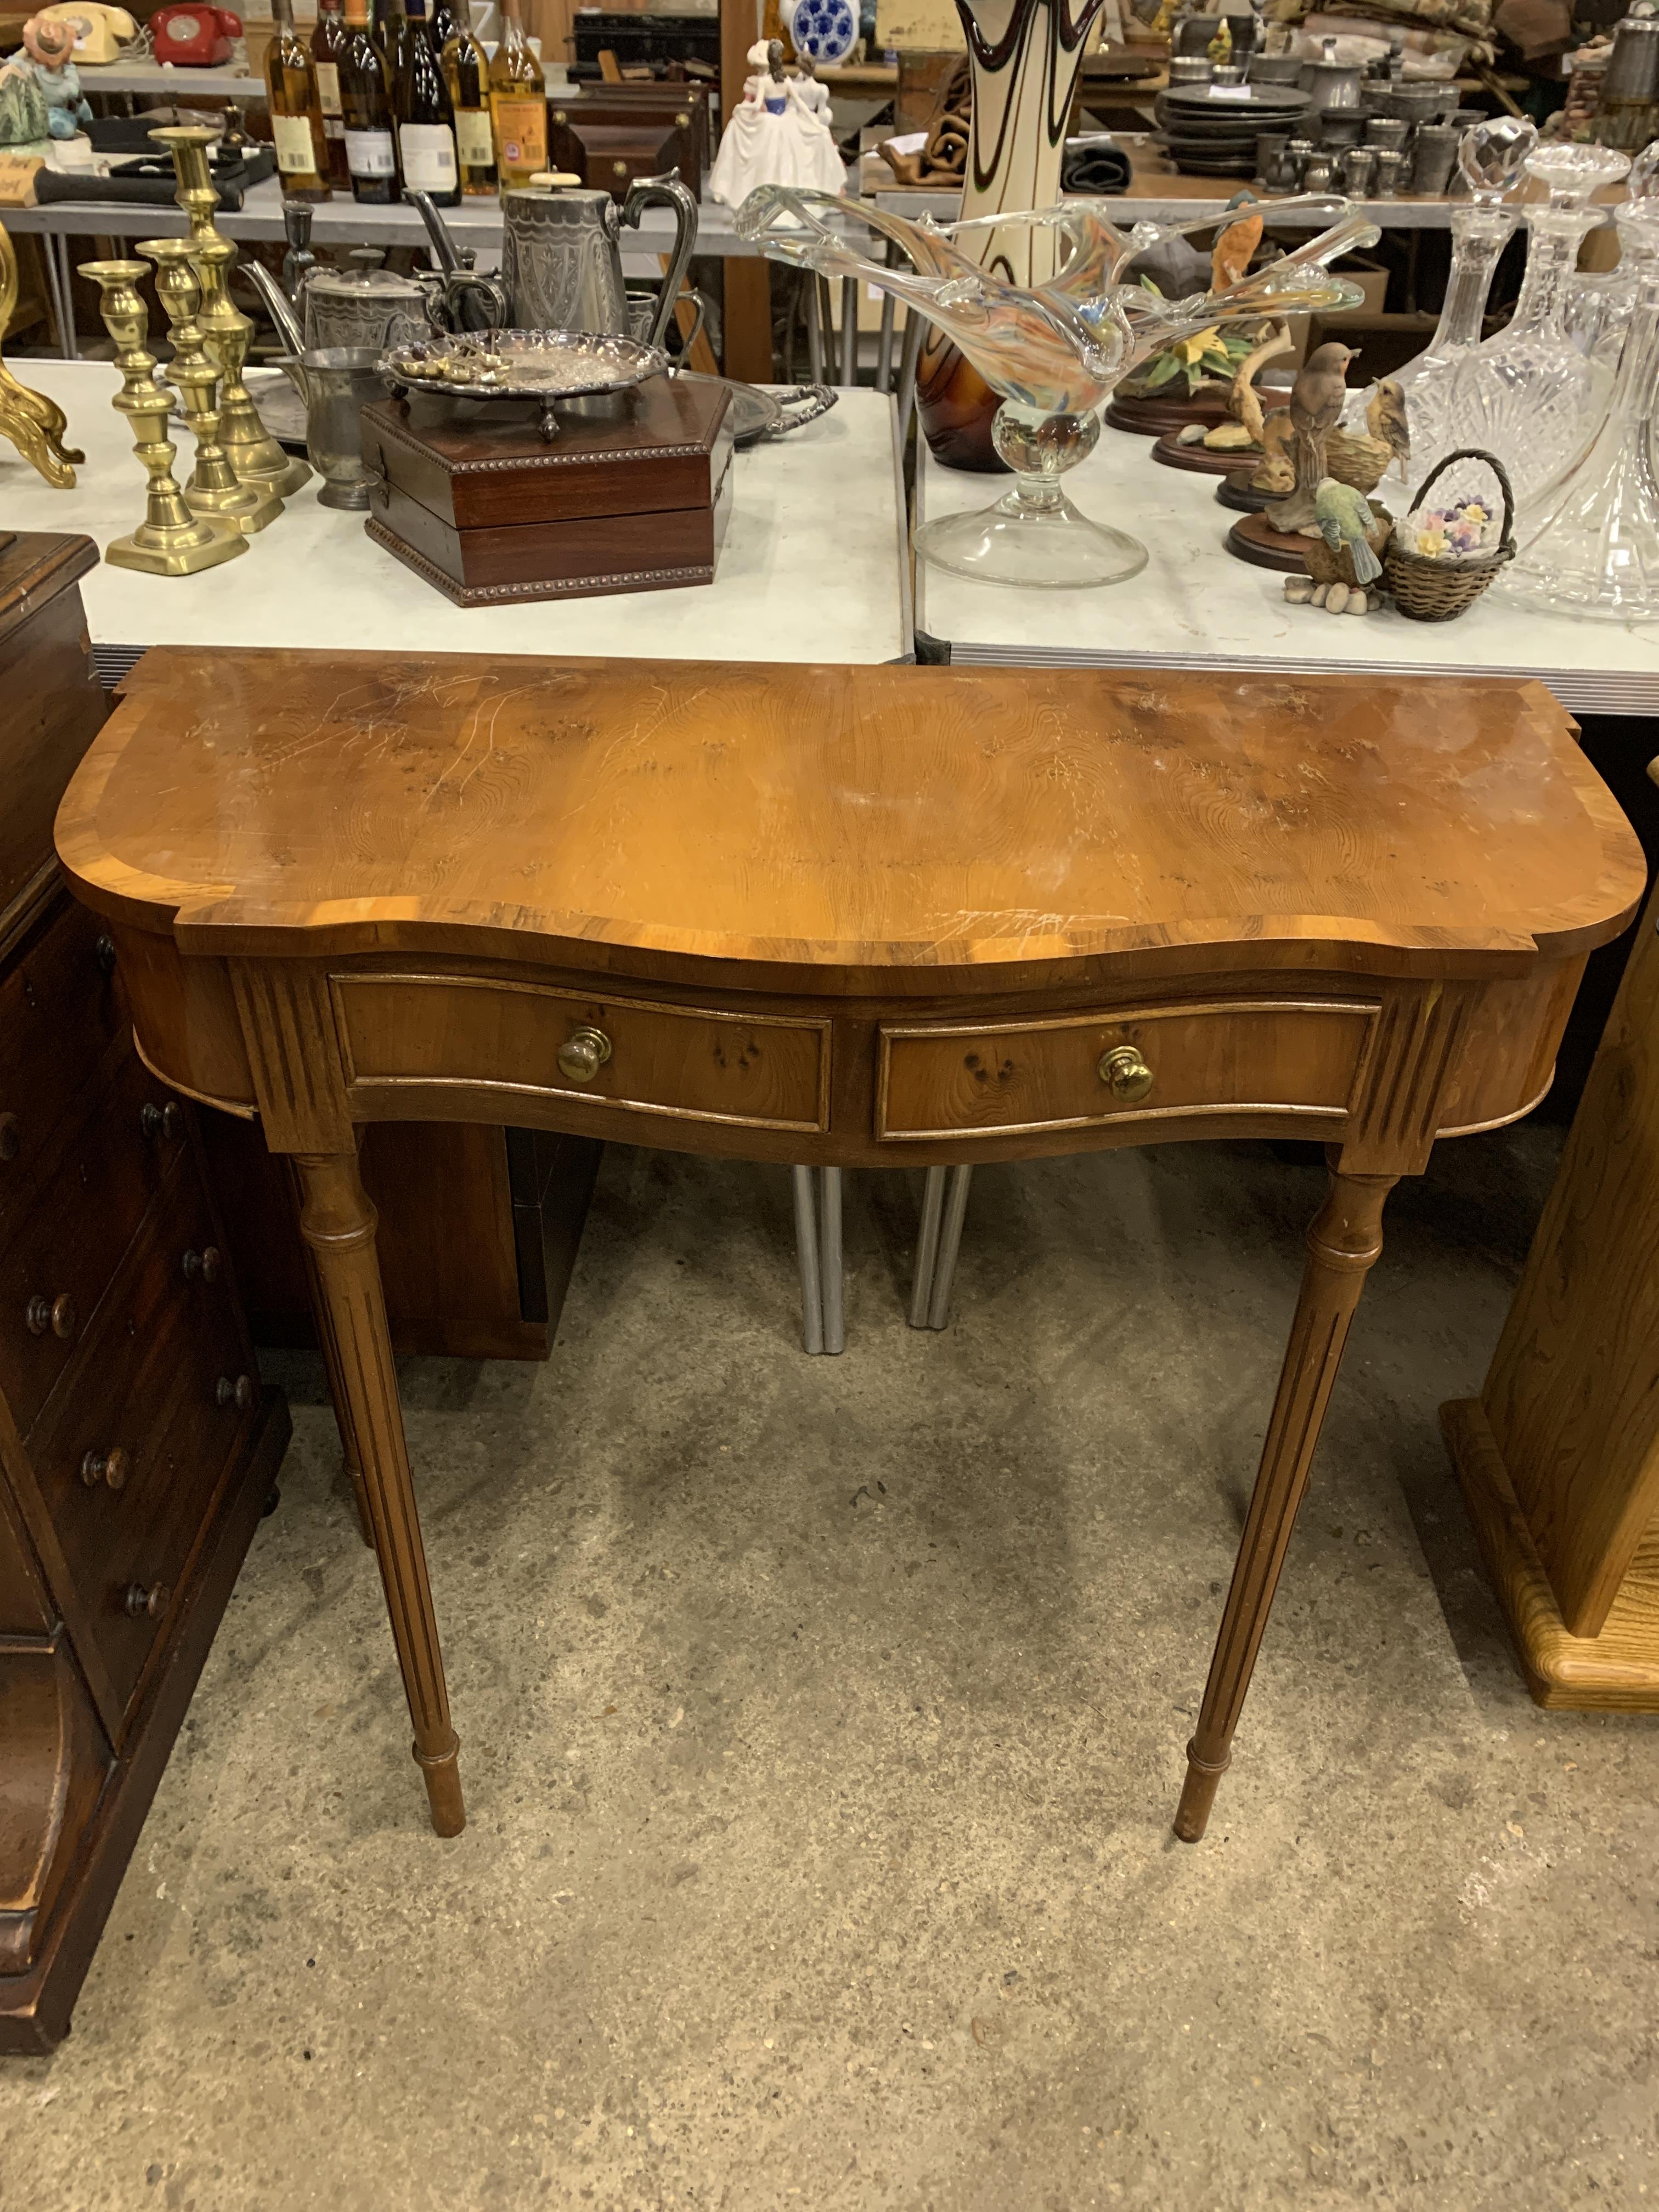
377, 328, 670, 407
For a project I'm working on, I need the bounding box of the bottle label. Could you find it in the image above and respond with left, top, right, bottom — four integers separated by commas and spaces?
315, 61, 342, 114
455, 108, 494, 167
272, 114, 319, 176
491, 95, 546, 172
399, 122, 458, 190
346, 126, 397, 177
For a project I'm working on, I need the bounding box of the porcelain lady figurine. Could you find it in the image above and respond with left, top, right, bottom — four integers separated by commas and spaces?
709, 40, 845, 208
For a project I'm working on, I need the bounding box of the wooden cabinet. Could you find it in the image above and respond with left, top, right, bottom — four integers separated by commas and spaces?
0, 537, 289, 2054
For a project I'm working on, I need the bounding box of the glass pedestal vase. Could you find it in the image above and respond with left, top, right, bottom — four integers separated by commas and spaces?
913, 402, 1146, 588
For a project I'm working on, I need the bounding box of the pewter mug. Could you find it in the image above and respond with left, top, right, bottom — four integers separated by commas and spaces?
500, 172, 698, 348
275, 347, 391, 510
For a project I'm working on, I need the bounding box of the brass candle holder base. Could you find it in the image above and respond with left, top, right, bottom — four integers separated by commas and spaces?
80, 258, 245, 577
138, 235, 284, 537
150, 125, 311, 503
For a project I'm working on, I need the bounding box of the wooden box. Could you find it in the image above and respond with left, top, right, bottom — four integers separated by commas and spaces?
360, 374, 735, 606
547, 85, 709, 198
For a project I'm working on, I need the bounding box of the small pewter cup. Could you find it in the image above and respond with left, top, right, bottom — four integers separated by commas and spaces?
277, 347, 390, 510
1373, 148, 1407, 197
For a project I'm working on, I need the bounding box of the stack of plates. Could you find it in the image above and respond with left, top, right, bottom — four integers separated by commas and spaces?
1154, 83, 1311, 176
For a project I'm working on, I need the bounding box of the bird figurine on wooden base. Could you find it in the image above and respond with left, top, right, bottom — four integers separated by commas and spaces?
1266, 340, 1356, 534
1314, 478, 1383, 585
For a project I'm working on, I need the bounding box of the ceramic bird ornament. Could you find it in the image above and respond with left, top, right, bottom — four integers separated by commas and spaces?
1314, 478, 1383, 583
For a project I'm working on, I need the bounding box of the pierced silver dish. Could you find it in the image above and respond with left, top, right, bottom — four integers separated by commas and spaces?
377, 328, 669, 441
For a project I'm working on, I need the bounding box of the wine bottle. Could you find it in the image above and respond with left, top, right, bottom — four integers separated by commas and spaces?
431, 0, 461, 43
487, 0, 546, 191
266, 0, 332, 202
312, 0, 353, 192
379, 0, 413, 101
340, 0, 400, 204
398, 0, 460, 207
443, 10, 496, 196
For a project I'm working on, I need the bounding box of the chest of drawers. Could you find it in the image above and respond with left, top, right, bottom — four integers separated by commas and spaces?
0, 537, 289, 2055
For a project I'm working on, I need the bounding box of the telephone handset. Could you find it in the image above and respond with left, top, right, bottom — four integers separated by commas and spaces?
146, 5, 242, 66
33, 5, 139, 65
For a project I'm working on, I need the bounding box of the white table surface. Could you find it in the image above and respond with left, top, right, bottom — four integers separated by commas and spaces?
1, 363, 910, 671
914, 431, 1659, 717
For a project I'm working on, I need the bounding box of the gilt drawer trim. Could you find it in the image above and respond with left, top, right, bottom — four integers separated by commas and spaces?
330, 972, 834, 1137
875, 997, 1381, 1143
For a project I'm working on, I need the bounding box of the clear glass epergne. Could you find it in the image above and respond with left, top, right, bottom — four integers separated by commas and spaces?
734, 187, 1379, 588
1429, 142, 1632, 515
1508, 200, 1659, 621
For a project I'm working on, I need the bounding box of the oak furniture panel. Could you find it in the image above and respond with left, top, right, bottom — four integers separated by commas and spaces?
0, 541, 287, 2056
55, 647, 1644, 1874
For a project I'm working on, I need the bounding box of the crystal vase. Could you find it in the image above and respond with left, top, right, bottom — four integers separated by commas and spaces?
1508, 200, 1659, 620
1427, 143, 1631, 515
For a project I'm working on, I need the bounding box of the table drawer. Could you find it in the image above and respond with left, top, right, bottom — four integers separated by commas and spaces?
0, 1049, 191, 1436
0, 895, 125, 1242
333, 973, 831, 1136
30, 1150, 256, 1735
877, 997, 1378, 1141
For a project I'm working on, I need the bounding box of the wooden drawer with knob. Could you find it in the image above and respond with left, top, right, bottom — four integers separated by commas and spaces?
0, 896, 123, 1241
333, 972, 832, 1137
27, 1147, 255, 1733
874, 997, 1381, 1142
0, 1048, 192, 1437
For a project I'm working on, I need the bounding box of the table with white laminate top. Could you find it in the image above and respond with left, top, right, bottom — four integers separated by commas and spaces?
0, 363, 910, 676
914, 433, 1659, 717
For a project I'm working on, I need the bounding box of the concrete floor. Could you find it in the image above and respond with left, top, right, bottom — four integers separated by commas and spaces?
2, 1130, 1656, 2211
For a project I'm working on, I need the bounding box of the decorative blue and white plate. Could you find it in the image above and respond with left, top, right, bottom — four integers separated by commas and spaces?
788, 0, 857, 65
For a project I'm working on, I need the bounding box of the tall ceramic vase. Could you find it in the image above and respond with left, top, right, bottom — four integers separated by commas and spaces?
918, 0, 1108, 472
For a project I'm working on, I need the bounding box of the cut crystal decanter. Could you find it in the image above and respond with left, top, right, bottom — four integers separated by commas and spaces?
734, 187, 1378, 588
1429, 142, 1632, 515
1377, 118, 1536, 481
1508, 199, 1659, 620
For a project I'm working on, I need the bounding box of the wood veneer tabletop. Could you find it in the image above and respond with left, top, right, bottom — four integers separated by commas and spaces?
57, 647, 1644, 991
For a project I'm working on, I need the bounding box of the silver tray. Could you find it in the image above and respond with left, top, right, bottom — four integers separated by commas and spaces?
171, 369, 311, 455
379, 328, 669, 440
673, 375, 839, 449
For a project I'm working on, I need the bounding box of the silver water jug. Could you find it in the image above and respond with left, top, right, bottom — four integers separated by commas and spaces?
500, 171, 698, 347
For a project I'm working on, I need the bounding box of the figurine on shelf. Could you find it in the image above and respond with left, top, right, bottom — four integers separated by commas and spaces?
709, 40, 845, 208
0, 16, 91, 142
1242, 364, 1408, 499
1282, 478, 1393, 615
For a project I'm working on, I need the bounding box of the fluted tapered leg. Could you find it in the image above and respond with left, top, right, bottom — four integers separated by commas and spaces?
294, 1149, 464, 1837
286, 1157, 374, 1547
1174, 1161, 1396, 1843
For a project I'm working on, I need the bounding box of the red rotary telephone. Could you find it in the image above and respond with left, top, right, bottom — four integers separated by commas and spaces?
147, 4, 241, 65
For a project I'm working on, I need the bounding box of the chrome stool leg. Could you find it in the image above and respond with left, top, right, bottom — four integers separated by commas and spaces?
916, 1164, 973, 1331
792, 1165, 825, 1355
909, 1166, 947, 1328
819, 1166, 844, 1355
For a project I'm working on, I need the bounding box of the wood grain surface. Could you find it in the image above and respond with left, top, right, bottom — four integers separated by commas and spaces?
57, 652, 1643, 993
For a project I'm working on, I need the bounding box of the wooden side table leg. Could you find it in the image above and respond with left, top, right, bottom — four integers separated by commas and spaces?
1174, 1161, 1397, 1843
292, 1148, 465, 1837
285, 1156, 374, 1549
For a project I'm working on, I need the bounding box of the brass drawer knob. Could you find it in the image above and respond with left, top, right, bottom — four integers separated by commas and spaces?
81, 1446, 131, 1491
25, 1291, 77, 1339
123, 1581, 170, 1620
139, 1100, 184, 1144
182, 1245, 223, 1283
0, 1111, 18, 1163
1098, 1045, 1154, 1103
556, 1025, 613, 1086
216, 1373, 256, 1412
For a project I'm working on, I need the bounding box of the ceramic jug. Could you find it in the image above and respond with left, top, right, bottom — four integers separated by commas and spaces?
500, 172, 698, 347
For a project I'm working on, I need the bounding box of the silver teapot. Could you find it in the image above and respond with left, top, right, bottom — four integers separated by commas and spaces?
274, 207, 435, 352
410, 171, 699, 349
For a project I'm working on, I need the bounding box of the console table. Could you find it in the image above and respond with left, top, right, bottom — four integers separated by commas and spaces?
55, 651, 1644, 1844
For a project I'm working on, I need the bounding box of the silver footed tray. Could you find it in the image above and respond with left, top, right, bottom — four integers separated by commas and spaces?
377, 329, 670, 440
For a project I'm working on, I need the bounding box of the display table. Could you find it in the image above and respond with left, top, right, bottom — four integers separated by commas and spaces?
913, 435, 1659, 718
57, 652, 1644, 1852
0, 363, 911, 674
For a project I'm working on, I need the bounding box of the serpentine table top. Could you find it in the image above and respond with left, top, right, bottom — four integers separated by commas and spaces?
55, 648, 1645, 1847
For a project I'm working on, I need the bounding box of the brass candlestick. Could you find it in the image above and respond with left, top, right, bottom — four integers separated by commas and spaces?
150, 124, 311, 501
0, 220, 82, 489
78, 259, 244, 576
137, 237, 282, 535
